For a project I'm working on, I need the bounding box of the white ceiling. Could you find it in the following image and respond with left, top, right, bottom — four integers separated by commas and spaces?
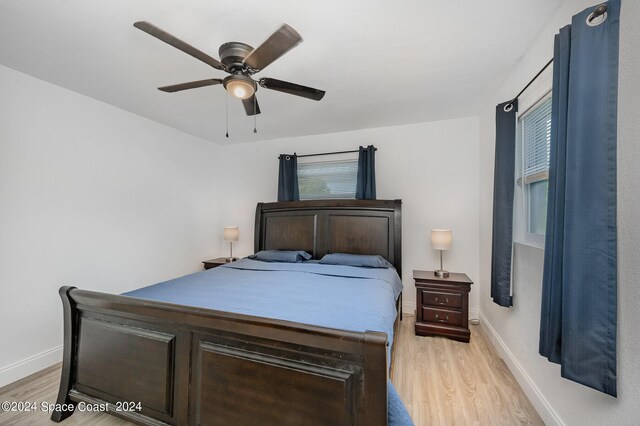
0, 0, 562, 144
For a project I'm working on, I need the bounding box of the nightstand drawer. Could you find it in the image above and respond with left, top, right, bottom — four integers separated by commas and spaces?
421, 291, 462, 309
422, 307, 463, 326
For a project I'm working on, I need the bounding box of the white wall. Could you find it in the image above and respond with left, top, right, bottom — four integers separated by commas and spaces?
0, 64, 220, 387
213, 117, 481, 317
478, 1, 640, 425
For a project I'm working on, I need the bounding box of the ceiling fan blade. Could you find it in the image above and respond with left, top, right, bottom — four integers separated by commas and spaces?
158, 79, 223, 93
242, 95, 261, 116
259, 78, 325, 101
134, 21, 225, 71
243, 24, 302, 71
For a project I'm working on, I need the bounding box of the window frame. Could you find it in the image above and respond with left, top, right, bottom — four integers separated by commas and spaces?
514, 90, 552, 248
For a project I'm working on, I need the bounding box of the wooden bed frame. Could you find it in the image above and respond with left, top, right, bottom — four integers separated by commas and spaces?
52, 199, 402, 425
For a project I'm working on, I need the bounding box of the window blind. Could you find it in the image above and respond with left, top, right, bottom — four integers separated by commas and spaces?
298, 159, 358, 199
517, 96, 552, 184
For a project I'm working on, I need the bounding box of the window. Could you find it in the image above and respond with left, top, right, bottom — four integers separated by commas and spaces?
516, 95, 551, 242
298, 158, 358, 199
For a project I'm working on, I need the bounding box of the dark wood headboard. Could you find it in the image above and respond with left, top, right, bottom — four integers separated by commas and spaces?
254, 199, 402, 278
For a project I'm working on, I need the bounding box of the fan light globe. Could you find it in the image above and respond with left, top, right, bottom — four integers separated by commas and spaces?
226, 79, 254, 100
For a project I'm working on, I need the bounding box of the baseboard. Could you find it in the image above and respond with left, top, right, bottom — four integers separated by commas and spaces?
402, 301, 416, 317
479, 313, 563, 426
0, 345, 63, 388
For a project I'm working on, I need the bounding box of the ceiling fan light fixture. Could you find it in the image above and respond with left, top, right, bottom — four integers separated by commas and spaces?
135, 21, 326, 117
223, 76, 256, 100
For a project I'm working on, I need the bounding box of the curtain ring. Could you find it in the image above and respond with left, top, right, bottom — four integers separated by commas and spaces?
285, 155, 291, 160
503, 103, 514, 113
587, 4, 607, 26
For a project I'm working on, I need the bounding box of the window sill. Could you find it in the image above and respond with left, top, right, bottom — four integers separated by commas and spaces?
514, 240, 545, 251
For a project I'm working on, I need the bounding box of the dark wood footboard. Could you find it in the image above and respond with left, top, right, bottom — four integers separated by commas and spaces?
52, 286, 389, 425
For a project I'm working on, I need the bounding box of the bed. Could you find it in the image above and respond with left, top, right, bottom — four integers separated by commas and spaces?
51, 199, 405, 425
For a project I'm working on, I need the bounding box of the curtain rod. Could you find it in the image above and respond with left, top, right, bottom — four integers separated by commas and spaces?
278, 148, 376, 159
504, 3, 607, 112
503, 58, 553, 112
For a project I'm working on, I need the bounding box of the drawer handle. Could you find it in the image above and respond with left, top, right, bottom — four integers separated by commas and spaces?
433, 297, 449, 305
434, 313, 449, 323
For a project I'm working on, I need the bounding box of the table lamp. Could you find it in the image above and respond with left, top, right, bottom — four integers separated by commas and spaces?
431, 229, 452, 278
223, 226, 239, 261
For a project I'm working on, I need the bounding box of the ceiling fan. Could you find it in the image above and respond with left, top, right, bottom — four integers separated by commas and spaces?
133, 21, 326, 117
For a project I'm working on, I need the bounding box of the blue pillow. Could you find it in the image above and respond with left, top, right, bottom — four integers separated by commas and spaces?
248, 250, 312, 263
319, 253, 393, 268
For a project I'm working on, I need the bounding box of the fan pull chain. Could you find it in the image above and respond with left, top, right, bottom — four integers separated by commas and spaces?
225, 92, 229, 138
253, 95, 257, 134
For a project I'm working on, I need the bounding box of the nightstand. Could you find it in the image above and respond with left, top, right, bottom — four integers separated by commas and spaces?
202, 257, 235, 270
413, 270, 473, 342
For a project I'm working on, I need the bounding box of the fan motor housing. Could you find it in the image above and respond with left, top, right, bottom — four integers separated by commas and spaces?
219, 42, 254, 71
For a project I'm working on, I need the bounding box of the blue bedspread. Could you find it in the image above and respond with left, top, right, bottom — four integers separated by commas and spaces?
123, 258, 413, 425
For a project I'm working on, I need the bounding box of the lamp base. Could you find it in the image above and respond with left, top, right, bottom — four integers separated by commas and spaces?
434, 269, 450, 278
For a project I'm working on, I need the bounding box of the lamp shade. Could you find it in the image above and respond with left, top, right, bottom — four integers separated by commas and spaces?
431, 229, 452, 250
223, 226, 239, 242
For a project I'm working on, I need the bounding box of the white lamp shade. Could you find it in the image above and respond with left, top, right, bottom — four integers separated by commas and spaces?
431, 229, 452, 250
223, 227, 239, 242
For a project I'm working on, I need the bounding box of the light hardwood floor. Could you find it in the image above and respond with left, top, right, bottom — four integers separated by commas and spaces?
0, 316, 543, 425
391, 316, 543, 425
